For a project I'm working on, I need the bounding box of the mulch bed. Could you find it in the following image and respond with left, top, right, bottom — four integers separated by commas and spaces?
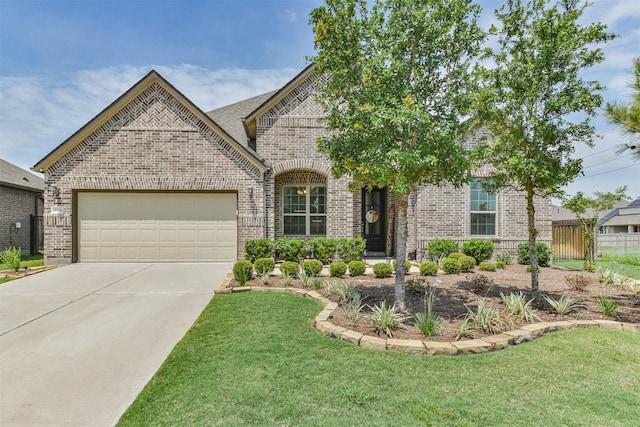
236, 263, 640, 342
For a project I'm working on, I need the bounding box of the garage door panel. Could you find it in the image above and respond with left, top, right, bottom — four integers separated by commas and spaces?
78, 193, 237, 262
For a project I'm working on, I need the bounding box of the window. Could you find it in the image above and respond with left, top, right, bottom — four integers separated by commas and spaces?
470, 179, 496, 235
283, 185, 326, 236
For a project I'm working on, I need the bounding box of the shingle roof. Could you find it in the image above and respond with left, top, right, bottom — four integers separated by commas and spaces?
0, 158, 44, 192
605, 213, 640, 226
206, 90, 277, 146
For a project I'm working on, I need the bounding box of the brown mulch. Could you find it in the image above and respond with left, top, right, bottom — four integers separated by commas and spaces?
1, 265, 59, 279
236, 263, 640, 342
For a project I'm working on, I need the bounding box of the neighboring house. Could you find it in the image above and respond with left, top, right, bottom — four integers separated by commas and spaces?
599, 199, 640, 234
0, 159, 44, 255
33, 67, 551, 265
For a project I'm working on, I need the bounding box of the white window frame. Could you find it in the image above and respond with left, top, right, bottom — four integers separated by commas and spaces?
470, 179, 496, 236
283, 184, 327, 236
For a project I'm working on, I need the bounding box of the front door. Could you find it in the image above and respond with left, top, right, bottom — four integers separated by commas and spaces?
362, 188, 386, 254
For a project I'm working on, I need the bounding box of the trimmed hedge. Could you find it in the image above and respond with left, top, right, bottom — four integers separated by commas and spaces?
233, 261, 253, 284
311, 237, 337, 264
479, 262, 497, 272
419, 261, 439, 276
373, 263, 393, 278
254, 258, 275, 274
303, 259, 323, 276
244, 239, 273, 263
279, 261, 300, 277
517, 242, 552, 267
462, 239, 495, 264
329, 261, 347, 278
442, 257, 462, 274
428, 239, 459, 259
275, 238, 309, 262
337, 237, 366, 263
459, 255, 477, 272
392, 259, 412, 273
348, 260, 367, 276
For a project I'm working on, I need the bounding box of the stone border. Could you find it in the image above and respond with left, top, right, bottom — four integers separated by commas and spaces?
215, 278, 640, 356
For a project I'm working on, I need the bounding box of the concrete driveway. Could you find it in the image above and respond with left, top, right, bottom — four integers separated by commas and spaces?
0, 263, 230, 427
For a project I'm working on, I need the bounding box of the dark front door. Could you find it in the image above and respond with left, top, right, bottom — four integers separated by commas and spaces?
362, 188, 386, 254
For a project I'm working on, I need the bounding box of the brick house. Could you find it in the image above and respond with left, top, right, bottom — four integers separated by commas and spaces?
1, 159, 44, 255
33, 67, 551, 264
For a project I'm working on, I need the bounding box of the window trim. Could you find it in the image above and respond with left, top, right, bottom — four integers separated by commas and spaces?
470, 179, 496, 236
282, 184, 327, 236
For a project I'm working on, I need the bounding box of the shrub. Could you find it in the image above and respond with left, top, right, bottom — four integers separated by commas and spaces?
254, 257, 275, 274
479, 262, 496, 272
275, 238, 307, 262
565, 274, 591, 292
298, 270, 312, 287
419, 261, 438, 276
500, 292, 539, 323
428, 239, 459, 259
495, 253, 513, 265
392, 259, 412, 273
366, 302, 409, 337
373, 263, 393, 278
342, 292, 365, 323
462, 239, 495, 264
496, 261, 507, 269
517, 242, 552, 267
466, 273, 494, 292
448, 252, 465, 260
311, 237, 337, 264
406, 276, 429, 294
281, 270, 293, 286
232, 261, 253, 285
442, 257, 461, 274
459, 255, 477, 273
324, 279, 355, 303
415, 311, 442, 337
329, 261, 347, 278
465, 298, 503, 334
303, 259, 323, 276
596, 295, 618, 316
0, 247, 22, 272
279, 261, 300, 277
337, 237, 366, 263
544, 294, 582, 315
244, 238, 274, 263
348, 260, 367, 277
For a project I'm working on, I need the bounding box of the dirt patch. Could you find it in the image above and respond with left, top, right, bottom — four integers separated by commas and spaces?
236, 263, 640, 342
1, 265, 59, 280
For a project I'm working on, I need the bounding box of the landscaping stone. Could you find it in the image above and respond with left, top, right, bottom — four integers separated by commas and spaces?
622, 323, 640, 332
481, 334, 513, 349
504, 329, 534, 344
521, 322, 554, 338
387, 339, 425, 355
316, 321, 347, 338
452, 339, 493, 354
593, 320, 623, 330
231, 286, 251, 293
568, 320, 599, 328
423, 341, 458, 356
306, 290, 323, 300
549, 321, 576, 331
324, 302, 339, 311
214, 287, 232, 295
340, 330, 363, 346
359, 335, 387, 351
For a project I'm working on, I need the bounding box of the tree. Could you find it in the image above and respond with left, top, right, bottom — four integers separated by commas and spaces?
309, 0, 485, 309
473, 0, 614, 296
562, 187, 628, 272
605, 58, 640, 160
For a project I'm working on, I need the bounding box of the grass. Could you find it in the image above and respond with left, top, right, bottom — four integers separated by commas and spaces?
554, 259, 640, 280
118, 292, 640, 426
0, 254, 44, 271
0, 277, 16, 284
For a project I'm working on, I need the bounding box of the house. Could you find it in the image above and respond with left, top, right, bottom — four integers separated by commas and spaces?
0, 158, 44, 255
33, 67, 550, 264
598, 199, 640, 234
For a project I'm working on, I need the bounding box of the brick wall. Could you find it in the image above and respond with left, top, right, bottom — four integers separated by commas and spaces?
43, 82, 264, 264
0, 186, 42, 254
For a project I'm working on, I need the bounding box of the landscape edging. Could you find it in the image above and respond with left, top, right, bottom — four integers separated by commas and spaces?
215, 280, 640, 356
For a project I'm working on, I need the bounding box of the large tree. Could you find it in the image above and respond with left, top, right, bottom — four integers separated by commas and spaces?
605, 58, 640, 160
309, 0, 486, 309
473, 0, 614, 296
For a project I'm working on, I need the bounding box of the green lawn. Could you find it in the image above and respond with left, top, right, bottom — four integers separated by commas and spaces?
0, 277, 16, 284
0, 254, 44, 271
555, 260, 640, 280
118, 291, 640, 426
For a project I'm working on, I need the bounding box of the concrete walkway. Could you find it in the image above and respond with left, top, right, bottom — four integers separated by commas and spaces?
0, 263, 230, 427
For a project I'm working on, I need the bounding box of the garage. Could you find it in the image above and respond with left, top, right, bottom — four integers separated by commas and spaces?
77, 192, 237, 262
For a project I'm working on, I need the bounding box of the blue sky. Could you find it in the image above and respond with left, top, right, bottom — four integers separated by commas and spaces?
1, 0, 638, 200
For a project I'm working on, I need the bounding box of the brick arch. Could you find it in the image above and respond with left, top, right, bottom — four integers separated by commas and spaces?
271, 159, 331, 176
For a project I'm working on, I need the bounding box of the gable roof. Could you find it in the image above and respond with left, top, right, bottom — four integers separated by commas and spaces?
206, 90, 277, 145
0, 158, 44, 192
242, 64, 315, 139
33, 70, 268, 173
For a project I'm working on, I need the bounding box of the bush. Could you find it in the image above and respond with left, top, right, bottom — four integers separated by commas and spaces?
366, 302, 409, 337
419, 261, 439, 276
303, 259, 323, 276
279, 261, 300, 277
0, 247, 22, 272
496, 261, 507, 269
275, 238, 307, 262
459, 255, 477, 272
495, 253, 513, 265
462, 239, 495, 264
373, 263, 393, 278
244, 239, 273, 263
448, 252, 465, 260
254, 257, 275, 274
311, 237, 337, 264
479, 262, 497, 272
337, 237, 366, 263
392, 259, 412, 273
565, 273, 590, 292
428, 239, 459, 259
329, 261, 347, 277
517, 242, 552, 267
233, 261, 253, 285
348, 260, 367, 277
442, 257, 462, 274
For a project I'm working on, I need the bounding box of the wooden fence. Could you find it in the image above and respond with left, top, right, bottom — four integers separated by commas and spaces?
552, 222, 588, 261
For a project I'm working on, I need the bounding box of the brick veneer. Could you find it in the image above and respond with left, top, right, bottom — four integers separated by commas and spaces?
0, 186, 43, 254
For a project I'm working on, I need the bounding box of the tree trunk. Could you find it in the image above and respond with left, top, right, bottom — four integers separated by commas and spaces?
394, 193, 409, 311
526, 189, 540, 296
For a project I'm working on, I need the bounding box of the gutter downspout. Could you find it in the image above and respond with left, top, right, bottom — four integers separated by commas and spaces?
263, 170, 270, 238
411, 189, 419, 261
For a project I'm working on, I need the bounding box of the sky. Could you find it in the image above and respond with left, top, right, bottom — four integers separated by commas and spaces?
1, 0, 639, 201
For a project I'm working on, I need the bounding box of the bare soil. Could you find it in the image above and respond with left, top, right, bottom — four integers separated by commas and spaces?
238, 263, 640, 342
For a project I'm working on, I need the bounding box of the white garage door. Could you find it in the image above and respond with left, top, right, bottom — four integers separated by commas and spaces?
77, 192, 237, 262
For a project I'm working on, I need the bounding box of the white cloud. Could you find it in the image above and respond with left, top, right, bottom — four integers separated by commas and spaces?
0, 65, 298, 172
280, 9, 297, 23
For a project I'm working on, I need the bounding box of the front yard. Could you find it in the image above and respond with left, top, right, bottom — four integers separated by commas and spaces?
118, 291, 640, 426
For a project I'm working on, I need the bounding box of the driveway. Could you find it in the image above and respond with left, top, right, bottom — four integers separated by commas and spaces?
0, 263, 230, 426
